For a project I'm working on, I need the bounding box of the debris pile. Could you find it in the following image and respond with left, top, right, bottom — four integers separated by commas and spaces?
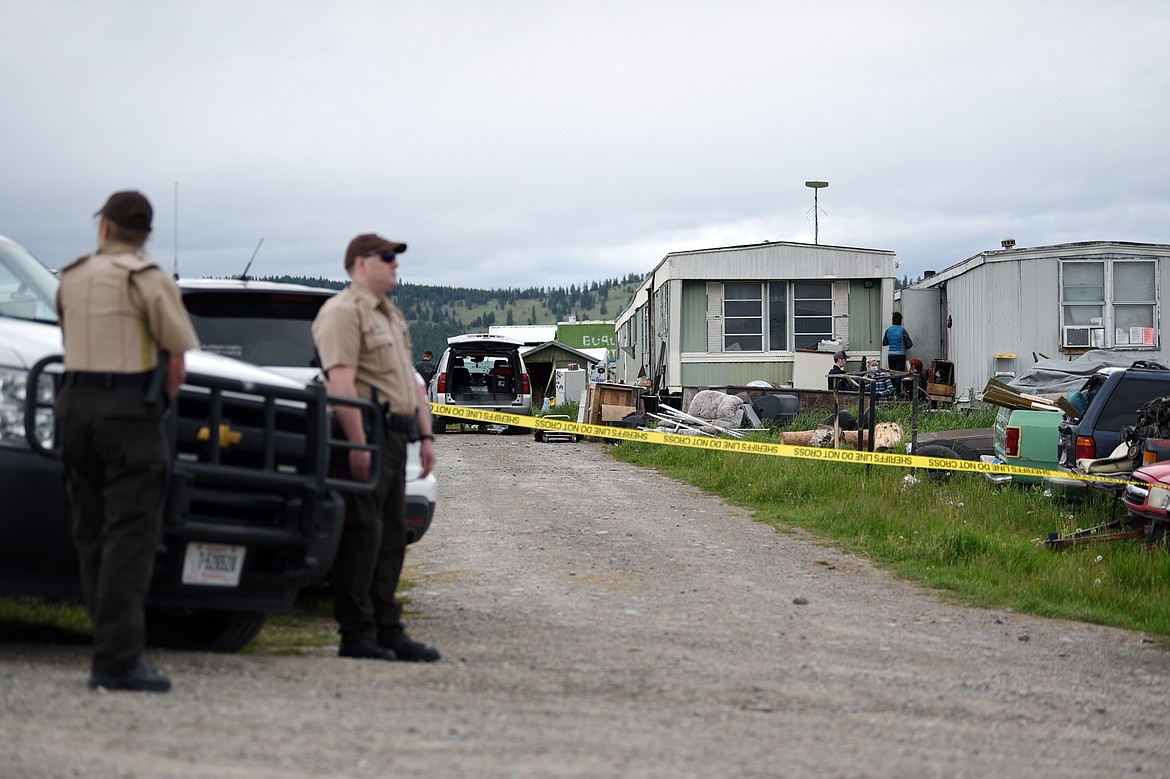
646, 390, 752, 437
1118, 395, 1170, 471
982, 378, 1069, 415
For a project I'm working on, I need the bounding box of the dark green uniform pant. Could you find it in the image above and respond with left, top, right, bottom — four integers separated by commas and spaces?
333, 429, 408, 644
57, 386, 168, 676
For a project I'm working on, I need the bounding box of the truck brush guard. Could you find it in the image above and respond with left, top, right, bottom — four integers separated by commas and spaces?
25, 355, 381, 545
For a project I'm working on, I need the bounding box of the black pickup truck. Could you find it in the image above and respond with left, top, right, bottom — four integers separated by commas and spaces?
0, 233, 378, 651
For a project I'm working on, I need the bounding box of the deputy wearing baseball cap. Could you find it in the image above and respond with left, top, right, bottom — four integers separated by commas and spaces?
312, 232, 439, 662
56, 190, 201, 692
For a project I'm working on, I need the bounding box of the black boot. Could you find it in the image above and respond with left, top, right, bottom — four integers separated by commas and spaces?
380, 633, 440, 662
89, 661, 171, 693
339, 637, 397, 661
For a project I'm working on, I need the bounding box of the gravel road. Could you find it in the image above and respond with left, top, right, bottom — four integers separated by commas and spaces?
2, 432, 1168, 778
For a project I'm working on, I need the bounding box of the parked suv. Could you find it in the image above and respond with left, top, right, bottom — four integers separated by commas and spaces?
428, 333, 532, 432
1046, 361, 1170, 496
177, 277, 436, 543
0, 234, 378, 651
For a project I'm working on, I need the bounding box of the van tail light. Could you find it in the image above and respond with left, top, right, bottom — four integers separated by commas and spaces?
1004, 426, 1021, 457
1075, 436, 1096, 461
520, 374, 530, 394
436, 373, 447, 393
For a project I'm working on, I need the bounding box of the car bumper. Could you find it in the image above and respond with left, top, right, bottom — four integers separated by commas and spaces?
0, 447, 345, 613
1043, 471, 1089, 499
979, 455, 1051, 486
149, 477, 346, 612
405, 442, 437, 544
979, 455, 1015, 485
432, 393, 532, 416
405, 493, 435, 544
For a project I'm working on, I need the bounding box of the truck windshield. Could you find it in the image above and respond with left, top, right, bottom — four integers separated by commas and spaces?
0, 238, 59, 323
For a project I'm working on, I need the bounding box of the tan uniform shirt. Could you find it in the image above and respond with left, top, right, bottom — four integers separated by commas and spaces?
312, 280, 417, 416
56, 243, 200, 372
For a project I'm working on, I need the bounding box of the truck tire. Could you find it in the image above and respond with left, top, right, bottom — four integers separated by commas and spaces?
941, 441, 977, 461
145, 606, 268, 653
915, 443, 970, 482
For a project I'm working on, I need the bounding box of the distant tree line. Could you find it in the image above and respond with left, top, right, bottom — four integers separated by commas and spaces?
259, 272, 644, 358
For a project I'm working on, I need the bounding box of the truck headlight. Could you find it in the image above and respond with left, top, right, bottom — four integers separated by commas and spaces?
0, 367, 55, 449
1148, 485, 1170, 513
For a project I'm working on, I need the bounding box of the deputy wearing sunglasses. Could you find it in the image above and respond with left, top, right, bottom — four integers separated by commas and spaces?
312, 233, 439, 662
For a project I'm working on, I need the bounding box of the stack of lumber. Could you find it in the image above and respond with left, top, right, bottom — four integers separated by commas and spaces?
982, 378, 1079, 418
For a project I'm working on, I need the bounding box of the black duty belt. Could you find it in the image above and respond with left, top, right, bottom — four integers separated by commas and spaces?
385, 413, 413, 434
63, 370, 153, 389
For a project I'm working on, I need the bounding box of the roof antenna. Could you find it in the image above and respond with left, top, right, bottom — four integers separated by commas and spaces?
172, 181, 180, 279
238, 237, 264, 280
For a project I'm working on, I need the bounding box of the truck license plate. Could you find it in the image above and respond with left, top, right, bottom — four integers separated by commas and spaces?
181, 542, 247, 587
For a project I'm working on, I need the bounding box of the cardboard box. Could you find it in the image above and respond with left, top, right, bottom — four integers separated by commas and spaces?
601, 404, 637, 422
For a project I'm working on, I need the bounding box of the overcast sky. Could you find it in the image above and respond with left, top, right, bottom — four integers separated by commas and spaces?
2, 1, 1168, 291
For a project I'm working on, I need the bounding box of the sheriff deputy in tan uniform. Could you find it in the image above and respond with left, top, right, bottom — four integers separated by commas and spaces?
56, 190, 201, 693
312, 233, 439, 662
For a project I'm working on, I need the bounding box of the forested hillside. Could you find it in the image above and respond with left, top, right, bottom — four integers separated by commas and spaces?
259, 273, 644, 357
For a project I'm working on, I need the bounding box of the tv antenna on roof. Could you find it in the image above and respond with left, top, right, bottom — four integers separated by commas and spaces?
238, 237, 264, 280
172, 181, 179, 278
804, 180, 828, 245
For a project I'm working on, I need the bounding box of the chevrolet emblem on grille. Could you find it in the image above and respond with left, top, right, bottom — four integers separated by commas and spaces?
197, 423, 243, 447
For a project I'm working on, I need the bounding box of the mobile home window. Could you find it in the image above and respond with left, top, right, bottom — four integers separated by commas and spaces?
1113, 261, 1156, 345
1060, 260, 1157, 347
768, 282, 788, 351
792, 281, 833, 349
723, 283, 762, 351
1060, 262, 1104, 326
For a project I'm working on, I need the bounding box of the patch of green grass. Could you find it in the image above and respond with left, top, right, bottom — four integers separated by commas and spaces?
244, 577, 424, 654
0, 597, 91, 644
2, 582, 423, 656
242, 593, 336, 656
611, 429, 1170, 637
536, 401, 579, 421
789, 401, 997, 434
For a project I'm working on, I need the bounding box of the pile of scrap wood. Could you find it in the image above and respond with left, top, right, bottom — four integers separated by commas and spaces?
983, 378, 1080, 418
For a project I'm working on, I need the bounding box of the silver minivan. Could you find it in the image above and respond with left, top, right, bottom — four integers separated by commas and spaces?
429, 333, 532, 432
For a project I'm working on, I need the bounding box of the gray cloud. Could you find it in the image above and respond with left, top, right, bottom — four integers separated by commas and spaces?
1, 0, 1167, 291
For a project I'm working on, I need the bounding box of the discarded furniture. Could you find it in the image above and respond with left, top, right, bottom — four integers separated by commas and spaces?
926, 359, 956, 405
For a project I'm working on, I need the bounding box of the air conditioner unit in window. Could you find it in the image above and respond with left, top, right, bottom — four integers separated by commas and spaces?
1062, 326, 1103, 348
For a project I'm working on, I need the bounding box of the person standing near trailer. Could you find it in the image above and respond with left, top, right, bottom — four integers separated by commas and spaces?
882, 312, 912, 373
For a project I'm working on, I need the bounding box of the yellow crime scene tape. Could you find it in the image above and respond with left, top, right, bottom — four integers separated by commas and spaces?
429, 403, 1135, 486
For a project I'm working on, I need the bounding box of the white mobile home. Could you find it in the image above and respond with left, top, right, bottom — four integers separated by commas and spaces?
614, 241, 898, 394
902, 240, 1170, 397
